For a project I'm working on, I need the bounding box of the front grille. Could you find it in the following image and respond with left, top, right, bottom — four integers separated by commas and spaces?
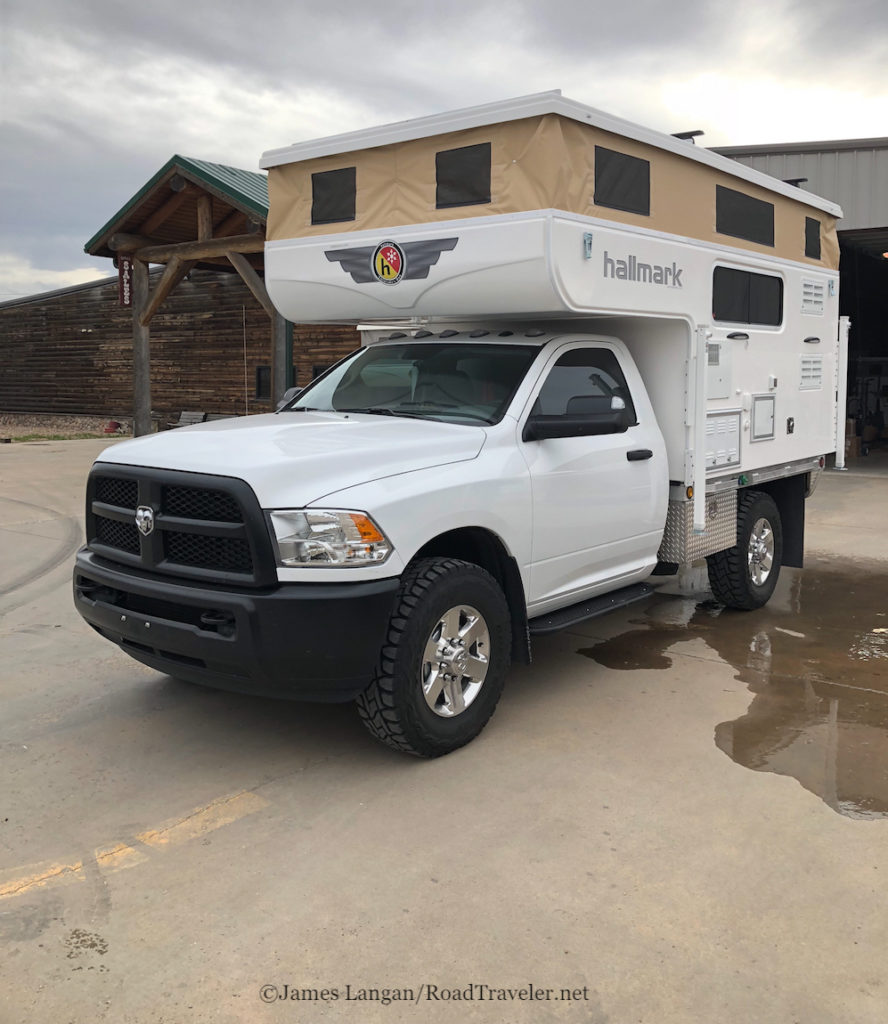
87, 467, 274, 586
95, 476, 137, 509
165, 533, 253, 574
162, 485, 241, 522
95, 515, 141, 554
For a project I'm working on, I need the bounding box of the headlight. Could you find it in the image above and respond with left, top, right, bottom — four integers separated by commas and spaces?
267, 509, 393, 567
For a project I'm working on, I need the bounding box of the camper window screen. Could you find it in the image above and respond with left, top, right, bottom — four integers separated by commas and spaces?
716, 186, 774, 246
594, 147, 650, 216
311, 167, 356, 225
805, 217, 821, 260
713, 267, 783, 326
436, 143, 491, 209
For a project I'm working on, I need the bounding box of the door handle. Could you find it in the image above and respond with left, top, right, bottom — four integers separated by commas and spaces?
627, 449, 653, 461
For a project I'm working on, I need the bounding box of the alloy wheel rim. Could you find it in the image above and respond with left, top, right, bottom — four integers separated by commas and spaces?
747, 517, 775, 586
421, 604, 490, 717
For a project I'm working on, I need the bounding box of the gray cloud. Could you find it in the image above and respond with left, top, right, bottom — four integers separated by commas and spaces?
1, 0, 885, 298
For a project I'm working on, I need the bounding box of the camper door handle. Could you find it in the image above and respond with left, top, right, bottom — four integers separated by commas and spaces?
804, 336, 821, 344
627, 449, 654, 461
727, 332, 749, 340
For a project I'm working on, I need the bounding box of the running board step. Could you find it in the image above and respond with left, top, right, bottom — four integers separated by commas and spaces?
527, 582, 654, 636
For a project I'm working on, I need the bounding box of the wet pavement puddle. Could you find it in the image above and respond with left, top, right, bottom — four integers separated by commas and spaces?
577, 567, 888, 819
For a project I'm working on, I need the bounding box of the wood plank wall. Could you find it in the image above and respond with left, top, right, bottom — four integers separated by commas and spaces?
0, 269, 358, 418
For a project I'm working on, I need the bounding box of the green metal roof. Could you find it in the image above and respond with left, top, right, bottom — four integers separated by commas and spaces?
84, 154, 268, 256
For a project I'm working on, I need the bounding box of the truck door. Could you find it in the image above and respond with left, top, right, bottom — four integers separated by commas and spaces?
519, 343, 665, 612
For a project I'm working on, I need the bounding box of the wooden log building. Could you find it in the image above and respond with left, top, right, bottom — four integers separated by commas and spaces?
0, 156, 358, 431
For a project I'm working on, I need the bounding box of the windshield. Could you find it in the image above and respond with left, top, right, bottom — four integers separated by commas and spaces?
281, 342, 542, 425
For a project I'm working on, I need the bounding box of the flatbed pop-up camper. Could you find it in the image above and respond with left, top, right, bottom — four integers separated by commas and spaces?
74, 93, 848, 756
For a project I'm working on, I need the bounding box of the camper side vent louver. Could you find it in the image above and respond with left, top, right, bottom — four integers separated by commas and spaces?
801, 279, 825, 315
800, 355, 823, 390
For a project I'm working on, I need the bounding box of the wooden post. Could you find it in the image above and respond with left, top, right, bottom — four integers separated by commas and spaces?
272, 311, 288, 404
132, 259, 152, 436
197, 195, 213, 241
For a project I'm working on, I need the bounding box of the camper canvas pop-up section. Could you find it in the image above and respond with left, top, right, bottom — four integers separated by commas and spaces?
74, 93, 848, 756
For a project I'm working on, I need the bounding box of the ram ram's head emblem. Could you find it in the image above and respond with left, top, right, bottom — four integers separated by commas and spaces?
135, 505, 155, 537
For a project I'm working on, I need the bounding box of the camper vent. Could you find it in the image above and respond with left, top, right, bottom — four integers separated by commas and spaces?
801, 279, 825, 315
800, 355, 823, 390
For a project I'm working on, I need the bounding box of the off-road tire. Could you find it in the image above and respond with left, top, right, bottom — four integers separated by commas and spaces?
355, 557, 511, 757
707, 490, 783, 610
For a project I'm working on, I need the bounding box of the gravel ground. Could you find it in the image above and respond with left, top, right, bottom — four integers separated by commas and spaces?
0, 413, 132, 440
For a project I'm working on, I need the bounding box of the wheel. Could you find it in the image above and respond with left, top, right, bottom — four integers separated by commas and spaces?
355, 557, 511, 757
706, 490, 783, 610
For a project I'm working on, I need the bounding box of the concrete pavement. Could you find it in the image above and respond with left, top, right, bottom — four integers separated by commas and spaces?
1, 440, 886, 1024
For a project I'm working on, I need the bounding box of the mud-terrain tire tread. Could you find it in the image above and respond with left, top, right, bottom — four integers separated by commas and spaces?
355, 557, 510, 757
707, 490, 782, 610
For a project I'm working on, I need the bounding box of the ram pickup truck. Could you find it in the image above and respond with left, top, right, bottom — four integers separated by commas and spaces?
75, 92, 845, 756
73, 327, 813, 757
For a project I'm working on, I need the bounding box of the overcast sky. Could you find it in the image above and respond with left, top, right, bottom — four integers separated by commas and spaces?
2, 0, 886, 300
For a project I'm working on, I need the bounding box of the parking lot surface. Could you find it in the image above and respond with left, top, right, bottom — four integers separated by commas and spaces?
1, 440, 887, 1024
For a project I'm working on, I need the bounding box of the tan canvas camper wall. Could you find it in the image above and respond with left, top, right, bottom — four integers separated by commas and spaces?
261, 90, 839, 285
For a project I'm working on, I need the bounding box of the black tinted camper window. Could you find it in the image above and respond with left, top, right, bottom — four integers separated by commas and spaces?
716, 186, 774, 246
436, 143, 491, 209
805, 217, 821, 260
594, 147, 650, 216
713, 267, 783, 326
311, 167, 356, 225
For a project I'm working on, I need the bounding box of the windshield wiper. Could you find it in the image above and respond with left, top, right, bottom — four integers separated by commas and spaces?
337, 407, 427, 420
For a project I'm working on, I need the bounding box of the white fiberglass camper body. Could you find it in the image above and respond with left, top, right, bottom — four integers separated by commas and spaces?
74, 93, 848, 757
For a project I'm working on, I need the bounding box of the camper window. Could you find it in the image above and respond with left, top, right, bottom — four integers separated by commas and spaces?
713, 267, 783, 326
716, 186, 774, 247
311, 167, 356, 225
436, 143, 491, 209
805, 217, 821, 260
593, 147, 650, 216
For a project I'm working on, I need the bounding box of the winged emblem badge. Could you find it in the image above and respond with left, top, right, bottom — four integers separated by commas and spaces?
325, 237, 458, 285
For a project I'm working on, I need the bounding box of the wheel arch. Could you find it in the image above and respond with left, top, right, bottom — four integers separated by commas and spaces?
413, 527, 531, 664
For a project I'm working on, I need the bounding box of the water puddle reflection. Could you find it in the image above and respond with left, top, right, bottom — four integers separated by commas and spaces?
577, 568, 888, 819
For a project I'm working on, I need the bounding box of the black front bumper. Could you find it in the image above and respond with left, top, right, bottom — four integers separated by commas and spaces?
73, 548, 400, 701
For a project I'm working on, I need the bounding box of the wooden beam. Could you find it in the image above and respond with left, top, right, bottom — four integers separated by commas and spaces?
110, 232, 153, 253
136, 232, 263, 263
272, 311, 289, 404
169, 174, 189, 192
227, 251, 275, 318
197, 195, 213, 241
139, 185, 193, 236
214, 209, 245, 237
132, 260, 152, 437
139, 255, 196, 326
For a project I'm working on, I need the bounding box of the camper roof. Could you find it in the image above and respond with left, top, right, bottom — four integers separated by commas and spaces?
259, 90, 842, 218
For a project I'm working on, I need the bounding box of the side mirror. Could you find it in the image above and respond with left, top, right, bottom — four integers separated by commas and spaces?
276, 386, 302, 411
522, 397, 633, 442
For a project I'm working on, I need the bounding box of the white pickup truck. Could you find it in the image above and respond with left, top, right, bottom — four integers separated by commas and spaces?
74, 93, 846, 756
